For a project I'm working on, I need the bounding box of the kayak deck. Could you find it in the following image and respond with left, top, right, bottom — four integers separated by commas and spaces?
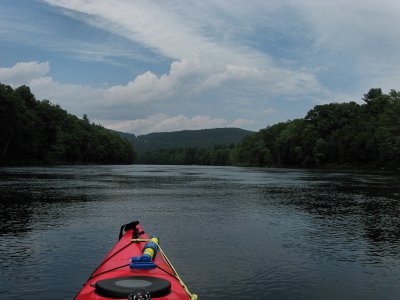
75, 222, 196, 300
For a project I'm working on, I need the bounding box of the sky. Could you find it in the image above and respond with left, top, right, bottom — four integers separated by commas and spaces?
1, 0, 400, 135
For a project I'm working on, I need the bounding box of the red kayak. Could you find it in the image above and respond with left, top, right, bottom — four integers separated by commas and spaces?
75, 221, 197, 300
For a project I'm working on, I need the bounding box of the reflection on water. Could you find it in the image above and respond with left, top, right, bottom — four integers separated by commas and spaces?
0, 165, 399, 299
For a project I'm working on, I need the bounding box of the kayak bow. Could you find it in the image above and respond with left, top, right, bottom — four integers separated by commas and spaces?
75, 221, 197, 300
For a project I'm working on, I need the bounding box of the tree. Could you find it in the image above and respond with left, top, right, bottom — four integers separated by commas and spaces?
232, 88, 400, 169
0, 83, 136, 165
233, 133, 271, 166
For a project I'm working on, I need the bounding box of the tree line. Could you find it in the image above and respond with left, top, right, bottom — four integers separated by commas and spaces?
2, 83, 398, 169
234, 88, 400, 169
137, 144, 235, 165
137, 88, 400, 169
0, 83, 135, 165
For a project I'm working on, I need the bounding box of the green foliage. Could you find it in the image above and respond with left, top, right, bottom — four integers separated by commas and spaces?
233, 88, 400, 169
112, 127, 253, 166
231, 133, 271, 166
137, 144, 235, 165
0, 83, 135, 165
5, 83, 397, 169
115, 128, 253, 153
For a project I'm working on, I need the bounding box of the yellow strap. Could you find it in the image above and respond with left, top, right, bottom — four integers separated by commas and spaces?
158, 245, 198, 300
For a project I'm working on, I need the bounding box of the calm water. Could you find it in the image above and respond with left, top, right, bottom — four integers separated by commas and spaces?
0, 165, 399, 299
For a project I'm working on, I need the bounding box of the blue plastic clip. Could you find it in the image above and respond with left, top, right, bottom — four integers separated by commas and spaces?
130, 254, 157, 270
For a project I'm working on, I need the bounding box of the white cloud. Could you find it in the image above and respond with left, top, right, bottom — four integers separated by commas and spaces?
0, 61, 261, 134
0, 61, 106, 115
44, 0, 323, 96
2, 0, 400, 136
294, 0, 400, 51
32, 0, 333, 126
0, 61, 49, 87
45, 0, 269, 66
291, 0, 400, 89
100, 113, 254, 135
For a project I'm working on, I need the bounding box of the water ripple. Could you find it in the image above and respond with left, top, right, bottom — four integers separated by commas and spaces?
0, 165, 399, 299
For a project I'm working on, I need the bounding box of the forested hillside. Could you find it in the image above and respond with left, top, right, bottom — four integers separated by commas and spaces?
115, 128, 253, 153
113, 128, 253, 165
234, 88, 400, 169
0, 83, 135, 165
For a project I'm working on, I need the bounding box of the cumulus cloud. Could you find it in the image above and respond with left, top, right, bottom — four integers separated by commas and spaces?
2, 0, 399, 135
100, 113, 254, 135
44, 0, 324, 97
0, 61, 50, 87
44, 0, 400, 102
0, 61, 111, 116
0, 60, 260, 134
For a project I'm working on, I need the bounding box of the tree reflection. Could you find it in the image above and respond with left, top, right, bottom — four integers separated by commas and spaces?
260, 171, 400, 257
0, 173, 89, 236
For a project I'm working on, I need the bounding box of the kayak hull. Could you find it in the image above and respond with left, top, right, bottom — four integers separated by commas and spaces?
75, 222, 192, 300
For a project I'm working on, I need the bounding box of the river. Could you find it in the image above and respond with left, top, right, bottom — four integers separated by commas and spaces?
0, 165, 399, 299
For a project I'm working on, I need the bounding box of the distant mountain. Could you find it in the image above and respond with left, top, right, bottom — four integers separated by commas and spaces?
112, 128, 254, 153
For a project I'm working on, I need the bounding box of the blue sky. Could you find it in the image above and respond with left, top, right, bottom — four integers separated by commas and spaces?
1, 0, 399, 135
